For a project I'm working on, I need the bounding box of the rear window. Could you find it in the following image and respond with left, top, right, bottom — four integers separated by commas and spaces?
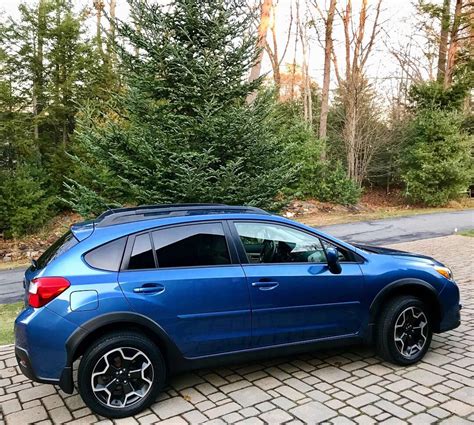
36, 231, 78, 269
84, 237, 127, 271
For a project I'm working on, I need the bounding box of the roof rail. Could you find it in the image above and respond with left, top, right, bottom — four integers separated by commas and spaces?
95, 203, 269, 227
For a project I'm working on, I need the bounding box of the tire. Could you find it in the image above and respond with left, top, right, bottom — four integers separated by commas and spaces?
77, 331, 166, 418
376, 295, 432, 365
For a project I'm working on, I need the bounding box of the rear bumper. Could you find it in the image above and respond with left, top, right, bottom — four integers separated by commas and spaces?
15, 345, 74, 393
14, 306, 78, 394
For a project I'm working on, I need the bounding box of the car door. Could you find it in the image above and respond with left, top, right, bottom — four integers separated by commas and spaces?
230, 220, 365, 348
118, 221, 251, 357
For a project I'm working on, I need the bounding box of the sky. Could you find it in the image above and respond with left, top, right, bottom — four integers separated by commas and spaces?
1, 0, 436, 105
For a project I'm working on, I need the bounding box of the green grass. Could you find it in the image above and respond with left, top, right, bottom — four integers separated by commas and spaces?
0, 302, 23, 345
459, 229, 474, 237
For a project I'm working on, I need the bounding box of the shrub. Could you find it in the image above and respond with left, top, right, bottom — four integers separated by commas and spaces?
285, 133, 361, 205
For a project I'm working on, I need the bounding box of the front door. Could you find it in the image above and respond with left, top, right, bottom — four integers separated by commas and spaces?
231, 221, 364, 348
118, 222, 251, 357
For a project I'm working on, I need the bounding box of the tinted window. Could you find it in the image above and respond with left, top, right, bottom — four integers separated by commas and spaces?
235, 222, 327, 264
128, 234, 155, 270
37, 231, 78, 269
84, 237, 126, 271
152, 223, 230, 268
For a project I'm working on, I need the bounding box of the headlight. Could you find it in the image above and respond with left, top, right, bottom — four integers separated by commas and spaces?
435, 266, 453, 281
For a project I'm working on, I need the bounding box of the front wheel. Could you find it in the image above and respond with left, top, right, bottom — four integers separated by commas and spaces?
376, 296, 432, 365
78, 331, 166, 418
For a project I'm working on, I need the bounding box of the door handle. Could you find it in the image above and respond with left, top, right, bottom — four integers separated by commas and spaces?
133, 283, 165, 294
251, 281, 279, 290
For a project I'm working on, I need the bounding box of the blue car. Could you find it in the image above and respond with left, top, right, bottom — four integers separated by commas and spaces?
15, 204, 461, 418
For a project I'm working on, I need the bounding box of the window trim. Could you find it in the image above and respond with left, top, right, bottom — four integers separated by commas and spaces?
120, 220, 238, 272
229, 219, 363, 266
123, 232, 157, 271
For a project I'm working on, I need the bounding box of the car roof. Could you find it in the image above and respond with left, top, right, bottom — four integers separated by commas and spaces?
70, 207, 362, 259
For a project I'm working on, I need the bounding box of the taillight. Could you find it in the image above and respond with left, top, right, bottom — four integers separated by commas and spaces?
28, 277, 70, 308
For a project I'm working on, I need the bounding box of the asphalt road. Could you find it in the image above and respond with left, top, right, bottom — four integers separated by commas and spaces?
321, 209, 474, 245
0, 267, 25, 305
1, 210, 473, 305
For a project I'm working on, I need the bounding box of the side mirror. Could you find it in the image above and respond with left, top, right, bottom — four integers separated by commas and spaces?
326, 247, 342, 274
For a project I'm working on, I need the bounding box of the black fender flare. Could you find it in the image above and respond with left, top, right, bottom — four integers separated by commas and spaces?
59, 312, 183, 394
367, 278, 441, 340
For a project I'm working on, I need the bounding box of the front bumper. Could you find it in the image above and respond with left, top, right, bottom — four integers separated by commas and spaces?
438, 303, 462, 333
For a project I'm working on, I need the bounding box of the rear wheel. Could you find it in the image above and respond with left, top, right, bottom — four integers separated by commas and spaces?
78, 331, 166, 418
376, 296, 432, 365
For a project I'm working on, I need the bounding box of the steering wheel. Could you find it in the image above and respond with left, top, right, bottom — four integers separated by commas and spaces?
260, 239, 277, 263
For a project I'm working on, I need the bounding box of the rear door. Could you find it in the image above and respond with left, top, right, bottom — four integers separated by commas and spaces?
230, 220, 365, 348
118, 221, 251, 357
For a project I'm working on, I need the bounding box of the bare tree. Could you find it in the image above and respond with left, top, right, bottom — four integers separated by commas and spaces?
264, 0, 294, 97
247, 0, 272, 103
331, 0, 384, 185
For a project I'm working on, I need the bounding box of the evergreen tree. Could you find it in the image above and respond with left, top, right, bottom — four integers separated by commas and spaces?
0, 1, 108, 236
400, 82, 472, 206
66, 0, 293, 216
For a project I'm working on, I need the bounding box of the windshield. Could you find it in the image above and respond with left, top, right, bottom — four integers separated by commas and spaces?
36, 231, 78, 269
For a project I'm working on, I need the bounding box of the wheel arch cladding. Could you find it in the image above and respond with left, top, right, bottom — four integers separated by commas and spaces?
66, 312, 183, 372
369, 279, 442, 333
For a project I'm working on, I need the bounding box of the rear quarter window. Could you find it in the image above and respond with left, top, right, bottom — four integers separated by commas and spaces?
84, 237, 127, 271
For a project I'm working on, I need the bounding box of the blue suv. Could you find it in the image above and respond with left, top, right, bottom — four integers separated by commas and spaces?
15, 204, 461, 418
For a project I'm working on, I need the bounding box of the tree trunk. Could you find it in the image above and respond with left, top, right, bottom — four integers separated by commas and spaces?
319, 0, 337, 147
33, 0, 47, 144
106, 0, 117, 72
290, 0, 300, 101
343, 89, 357, 182
247, 0, 272, 102
269, 4, 281, 96
108, 0, 116, 48
444, 0, 463, 87
437, 0, 451, 82
298, 3, 312, 126
93, 0, 104, 55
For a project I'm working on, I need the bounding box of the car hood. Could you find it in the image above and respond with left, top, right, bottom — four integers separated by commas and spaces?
354, 244, 444, 267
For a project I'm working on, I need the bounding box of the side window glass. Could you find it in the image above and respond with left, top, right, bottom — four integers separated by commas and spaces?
235, 222, 327, 264
85, 237, 126, 271
128, 233, 155, 270
321, 240, 351, 262
152, 223, 231, 268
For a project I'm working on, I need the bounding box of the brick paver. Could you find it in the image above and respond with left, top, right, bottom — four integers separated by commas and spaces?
0, 235, 473, 424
